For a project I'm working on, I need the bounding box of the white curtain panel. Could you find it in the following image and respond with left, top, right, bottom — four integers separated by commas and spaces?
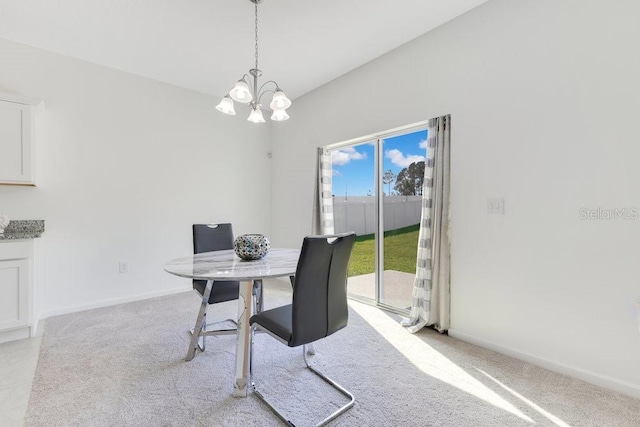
312, 147, 335, 235
403, 115, 451, 333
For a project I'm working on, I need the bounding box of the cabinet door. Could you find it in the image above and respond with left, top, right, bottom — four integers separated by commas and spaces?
0, 100, 33, 184
0, 259, 29, 330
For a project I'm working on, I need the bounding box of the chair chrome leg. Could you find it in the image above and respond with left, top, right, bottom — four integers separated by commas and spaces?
188, 327, 208, 352
252, 386, 296, 427
306, 342, 316, 355
250, 328, 295, 426
251, 341, 355, 427
200, 311, 207, 351
189, 311, 208, 352
186, 280, 213, 361
253, 280, 264, 313
302, 344, 355, 426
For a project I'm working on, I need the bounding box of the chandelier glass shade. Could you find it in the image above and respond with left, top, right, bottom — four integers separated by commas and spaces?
216, 0, 291, 123
270, 108, 289, 121
247, 105, 266, 123
215, 95, 236, 115
229, 80, 253, 104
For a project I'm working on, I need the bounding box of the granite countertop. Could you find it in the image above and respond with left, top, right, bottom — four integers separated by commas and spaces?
0, 220, 45, 240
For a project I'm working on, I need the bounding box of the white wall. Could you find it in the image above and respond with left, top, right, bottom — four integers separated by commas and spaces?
0, 37, 272, 317
270, 0, 640, 397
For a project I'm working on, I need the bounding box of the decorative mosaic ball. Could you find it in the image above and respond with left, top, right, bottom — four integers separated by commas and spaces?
234, 234, 271, 260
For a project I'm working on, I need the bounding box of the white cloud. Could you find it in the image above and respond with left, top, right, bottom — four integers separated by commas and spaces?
385, 149, 425, 168
419, 139, 429, 150
331, 147, 366, 166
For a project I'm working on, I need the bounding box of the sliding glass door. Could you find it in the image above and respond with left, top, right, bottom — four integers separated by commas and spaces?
329, 124, 428, 313
380, 131, 426, 310
331, 141, 377, 302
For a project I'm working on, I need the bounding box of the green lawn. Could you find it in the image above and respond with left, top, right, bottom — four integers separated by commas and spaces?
348, 223, 419, 277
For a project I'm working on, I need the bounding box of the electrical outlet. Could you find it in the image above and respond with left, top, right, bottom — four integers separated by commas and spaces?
119, 261, 128, 274
487, 198, 505, 214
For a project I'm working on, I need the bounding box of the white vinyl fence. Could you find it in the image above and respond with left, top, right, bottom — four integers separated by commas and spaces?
333, 196, 421, 236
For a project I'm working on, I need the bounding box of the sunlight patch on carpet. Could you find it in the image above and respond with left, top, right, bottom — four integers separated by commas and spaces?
349, 300, 534, 423
475, 368, 571, 427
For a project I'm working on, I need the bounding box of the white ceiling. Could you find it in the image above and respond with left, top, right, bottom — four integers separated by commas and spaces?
0, 0, 488, 100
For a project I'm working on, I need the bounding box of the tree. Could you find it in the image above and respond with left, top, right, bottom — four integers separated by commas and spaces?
382, 169, 396, 196
394, 161, 425, 196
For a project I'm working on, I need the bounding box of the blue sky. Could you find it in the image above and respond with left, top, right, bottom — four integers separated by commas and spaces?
331, 129, 428, 197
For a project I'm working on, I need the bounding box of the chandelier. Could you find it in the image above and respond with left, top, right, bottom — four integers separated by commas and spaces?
216, 0, 291, 123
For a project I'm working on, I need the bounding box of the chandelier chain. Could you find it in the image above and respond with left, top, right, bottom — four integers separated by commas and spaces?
254, 0, 259, 71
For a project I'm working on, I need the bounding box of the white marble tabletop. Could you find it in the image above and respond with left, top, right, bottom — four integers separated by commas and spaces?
164, 247, 301, 397
164, 248, 300, 281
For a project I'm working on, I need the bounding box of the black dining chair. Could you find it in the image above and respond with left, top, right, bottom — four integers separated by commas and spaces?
249, 232, 356, 426
186, 223, 264, 361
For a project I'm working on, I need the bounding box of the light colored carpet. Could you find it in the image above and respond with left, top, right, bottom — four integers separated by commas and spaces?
26, 280, 640, 426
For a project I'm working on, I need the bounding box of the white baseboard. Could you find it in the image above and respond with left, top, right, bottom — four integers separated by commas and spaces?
0, 327, 31, 344
448, 328, 640, 400
39, 286, 191, 319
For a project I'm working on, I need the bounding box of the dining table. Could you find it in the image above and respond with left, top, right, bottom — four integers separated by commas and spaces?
164, 248, 300, 397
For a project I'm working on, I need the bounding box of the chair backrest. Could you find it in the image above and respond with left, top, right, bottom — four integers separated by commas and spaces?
290, 232, 356, 347
192, 223, 234, 254
192, 224, 240, 304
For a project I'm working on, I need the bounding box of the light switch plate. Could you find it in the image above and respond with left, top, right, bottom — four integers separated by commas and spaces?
487, 198, 505, 214
119, 261, 128, 274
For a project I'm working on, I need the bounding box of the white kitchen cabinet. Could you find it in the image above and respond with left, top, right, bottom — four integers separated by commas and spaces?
0, 241, 33, 343
0, 259, 29, 330
0, 92, 42, 185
